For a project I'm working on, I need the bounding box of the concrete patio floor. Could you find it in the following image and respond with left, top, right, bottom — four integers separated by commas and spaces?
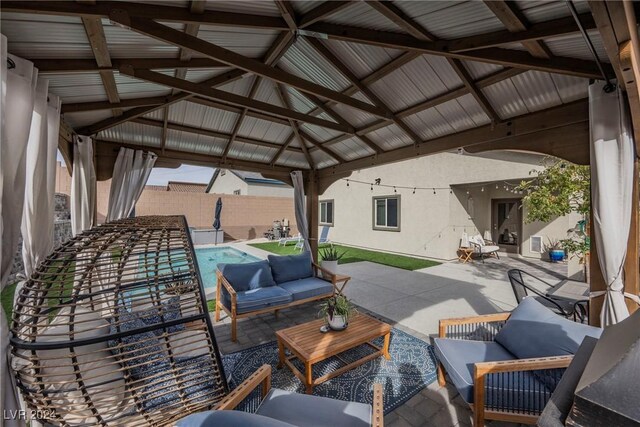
210, 243, 569, 426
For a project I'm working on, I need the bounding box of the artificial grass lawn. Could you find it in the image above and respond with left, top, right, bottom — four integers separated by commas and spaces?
248, 242, 440, 271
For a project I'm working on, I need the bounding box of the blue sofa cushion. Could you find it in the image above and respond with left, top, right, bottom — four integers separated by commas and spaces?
268, 252, 313, 284
278, 277, 333, 301
433, 338, 517, 404
218, 260, 277, 292
222, 286, 293, 314
177, 410, 296, 427
256, 388, 372, 427
495, 297, 602, 359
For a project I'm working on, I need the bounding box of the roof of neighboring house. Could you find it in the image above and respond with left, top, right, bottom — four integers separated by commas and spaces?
206, 169, 287, 192
145, 185, 168, 191
167, 181, 208, 193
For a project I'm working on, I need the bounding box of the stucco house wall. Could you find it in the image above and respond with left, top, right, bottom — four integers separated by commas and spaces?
319, 151, 577, 261
207, 171, 249, 195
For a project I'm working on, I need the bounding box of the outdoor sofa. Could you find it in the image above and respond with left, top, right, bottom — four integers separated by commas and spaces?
215, 252, 338, 341
433, 297, 602, 426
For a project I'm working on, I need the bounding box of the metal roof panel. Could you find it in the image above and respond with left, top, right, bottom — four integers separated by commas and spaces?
510, 71, 563, 112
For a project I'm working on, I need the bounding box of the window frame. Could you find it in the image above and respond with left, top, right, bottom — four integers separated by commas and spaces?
319, 199, 334, 227
372, 195, 401, 231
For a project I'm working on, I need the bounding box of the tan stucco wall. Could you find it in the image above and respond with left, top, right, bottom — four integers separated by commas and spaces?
55, 162, 297, 240
319, 151, 576, 261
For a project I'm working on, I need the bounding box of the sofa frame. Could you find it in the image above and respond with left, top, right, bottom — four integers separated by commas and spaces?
437, 313, 573, 426
215, 262, 349, 342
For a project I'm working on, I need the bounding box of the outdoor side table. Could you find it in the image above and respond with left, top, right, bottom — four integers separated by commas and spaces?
457, 247, 474, 263
276, 314, 391, 394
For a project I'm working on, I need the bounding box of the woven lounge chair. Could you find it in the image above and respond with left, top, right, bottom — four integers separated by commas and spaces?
10, 216, 380, 427
468, 234, 500, 262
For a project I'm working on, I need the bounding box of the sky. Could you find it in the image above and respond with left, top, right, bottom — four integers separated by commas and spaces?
57, 150, 215, 186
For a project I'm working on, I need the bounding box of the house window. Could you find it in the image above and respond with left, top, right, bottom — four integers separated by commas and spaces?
373, 196, 400, 231
319, 200, 334, 226
233, 189, 241, 195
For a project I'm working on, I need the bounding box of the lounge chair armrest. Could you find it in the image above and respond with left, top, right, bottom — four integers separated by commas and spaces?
215, 364, 272, 410
439, 313, 511, 340
372, 383, 384, 427
474, 355, 573, 376
216, 271, 237, 297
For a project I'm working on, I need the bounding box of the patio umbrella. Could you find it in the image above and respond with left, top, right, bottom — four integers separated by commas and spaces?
213, 197, 222, 230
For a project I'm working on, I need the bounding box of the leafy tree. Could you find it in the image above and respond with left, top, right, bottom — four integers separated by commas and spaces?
516, 158, 590, 262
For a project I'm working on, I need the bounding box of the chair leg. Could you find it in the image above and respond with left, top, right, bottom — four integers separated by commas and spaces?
274, 309, 279, 320
214, 301, 220, 322
231, 317, 237, 342
437, 363, 447, 387
495, 251, 500, 259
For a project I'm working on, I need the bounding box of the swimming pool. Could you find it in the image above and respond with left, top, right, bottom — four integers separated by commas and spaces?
194, 247, 261, 291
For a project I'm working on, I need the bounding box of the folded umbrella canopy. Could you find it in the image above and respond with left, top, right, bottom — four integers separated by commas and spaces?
213, 197, 222, 230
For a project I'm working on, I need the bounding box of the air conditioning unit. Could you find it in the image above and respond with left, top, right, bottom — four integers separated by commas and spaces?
530, 235, 543, 253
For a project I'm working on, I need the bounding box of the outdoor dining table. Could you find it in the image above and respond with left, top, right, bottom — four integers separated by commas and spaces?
546, 279, 589, 302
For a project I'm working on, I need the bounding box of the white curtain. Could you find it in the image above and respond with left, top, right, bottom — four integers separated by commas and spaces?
20, 80, 61, 280
106, 147, 157, 222
589, 81, 640, 326
71, 135, 96, 235
291, 171, 310, 252
1, 35, 38, 427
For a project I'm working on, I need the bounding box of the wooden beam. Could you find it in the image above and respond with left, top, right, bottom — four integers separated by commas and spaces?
269, 133, 296, 166
160, 107, 169, 154
121, 67, 354, 133
33, 57, 226, 74
276, 84, 316, 168
483, 0, 552, 58
62, 96, 169, 113
318, 99, 589, 177
305, 171, 319, 261
174, 0, 206, 83
78, 69, 246, 134
188, 97, 290, 126
306, 36, 423, 144
275, 1, 297, 31
448, 58, 502, 123
133, 117, 303, 154
443, 13, 595, 53
1, 1, 289, 30
589, 1, 627, 88
95, 139, 297, 178
80, 5, 122, 115
305, 22, 611, 79
298, 1, 353, 29
367, 1, 501, 123
108, 12, 392, 119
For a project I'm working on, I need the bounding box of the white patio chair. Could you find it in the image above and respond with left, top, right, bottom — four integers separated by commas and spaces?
279, 233, 301, 247
295, 227, 333, 251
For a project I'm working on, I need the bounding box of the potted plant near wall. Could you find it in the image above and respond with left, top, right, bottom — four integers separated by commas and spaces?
318, 294, 357, 331
319, 247, 345, 279
545, 238, 565, 263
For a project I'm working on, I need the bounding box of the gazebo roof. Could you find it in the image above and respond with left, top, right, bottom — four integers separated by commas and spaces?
1, 1, 624, 178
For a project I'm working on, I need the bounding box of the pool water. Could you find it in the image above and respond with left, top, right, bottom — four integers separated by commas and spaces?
194, 247, 261, 291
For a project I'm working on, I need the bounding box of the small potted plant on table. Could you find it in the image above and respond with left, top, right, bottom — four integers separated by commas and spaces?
318, 294, 357, 331
319, 247, 345, 279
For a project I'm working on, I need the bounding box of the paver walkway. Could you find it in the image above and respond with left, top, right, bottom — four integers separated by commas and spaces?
210, 243, 569, 426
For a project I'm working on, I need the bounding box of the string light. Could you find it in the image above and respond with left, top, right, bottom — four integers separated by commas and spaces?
433, 188, 436, 195
337, 178, 524, 196
412, 188, 416, 194
346, 179, 349, 187
393, 186, 397, 193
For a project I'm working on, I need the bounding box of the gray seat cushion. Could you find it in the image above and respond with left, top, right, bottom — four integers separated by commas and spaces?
278, 277, 333, 301
218, 260, 277, 292
177, 410, 296, 427
256, 388, 372, 427
495, 297, 601, 359
433, 338, 517, 404
222, 286, 293, 314
268, 252, 313, 283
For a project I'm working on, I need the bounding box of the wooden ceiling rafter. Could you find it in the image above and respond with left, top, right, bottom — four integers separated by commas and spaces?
275, 83, 316, 168
305, 35, 423, 145
304, 21, 612, 79
367, 1, 501, 124
34, 57, 226, 74
483, 0, 553, 59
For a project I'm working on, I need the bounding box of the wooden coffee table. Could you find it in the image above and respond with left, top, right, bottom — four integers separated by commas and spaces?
276, 314, 392, 394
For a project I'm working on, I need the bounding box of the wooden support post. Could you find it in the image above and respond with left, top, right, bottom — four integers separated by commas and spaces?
306, 171, 319, 263
589, 209, 606, 327
624, 158, 639, 314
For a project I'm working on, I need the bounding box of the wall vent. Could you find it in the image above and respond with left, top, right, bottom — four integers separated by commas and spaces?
530, 235, 543, 253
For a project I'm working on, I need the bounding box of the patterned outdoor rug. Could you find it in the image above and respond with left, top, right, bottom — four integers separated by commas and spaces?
221, 328, 437, 414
